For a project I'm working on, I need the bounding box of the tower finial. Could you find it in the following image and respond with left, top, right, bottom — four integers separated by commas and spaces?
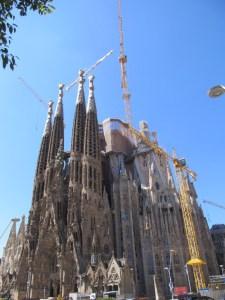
55, 83, 64, 116
43, 101, 53, 136
76, 70, 85, 104
87, 75, 96, 112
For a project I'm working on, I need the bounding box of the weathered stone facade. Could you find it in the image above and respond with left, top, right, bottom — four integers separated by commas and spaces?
211, 224, 225, 273
0, 72, 219, 300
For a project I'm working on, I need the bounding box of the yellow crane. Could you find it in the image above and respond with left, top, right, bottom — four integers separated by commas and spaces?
127, 124, 206, 290
173, 158, 206, 290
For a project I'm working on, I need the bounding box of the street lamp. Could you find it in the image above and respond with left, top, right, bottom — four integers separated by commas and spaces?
208, 85, 225, 98
164, 267, 174, 300
184, 264, 192, 293
219, 265, 224, 276
164, 250, 175, 300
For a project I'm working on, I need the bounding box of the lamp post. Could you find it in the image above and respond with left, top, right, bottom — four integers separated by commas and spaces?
208, 85, 225, 98
164, 249, 175, 300
164, 267, 174, 300
184, 264, 192, 293
219, 265, 224, 276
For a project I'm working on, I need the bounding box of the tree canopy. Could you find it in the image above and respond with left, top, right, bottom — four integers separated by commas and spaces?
0, 0, 54, 70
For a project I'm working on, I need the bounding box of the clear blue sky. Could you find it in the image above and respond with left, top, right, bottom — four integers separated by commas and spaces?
1, 0, 225, 256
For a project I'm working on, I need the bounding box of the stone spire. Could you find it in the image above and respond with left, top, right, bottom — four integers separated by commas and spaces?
43, 101, 53, 136
71, 70, 86, 154
35, 101, 53, 180
83, 75, 100, 160
47, 84, 64, 163
86, 75, 97, 113
55, 83, 64, 116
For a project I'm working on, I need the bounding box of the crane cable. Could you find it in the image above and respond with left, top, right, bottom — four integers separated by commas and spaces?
0, 220, 12, 240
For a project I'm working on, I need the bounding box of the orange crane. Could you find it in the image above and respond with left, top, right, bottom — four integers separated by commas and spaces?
118, 0, 132, 125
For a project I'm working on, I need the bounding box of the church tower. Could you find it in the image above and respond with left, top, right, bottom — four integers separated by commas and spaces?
80, 76, 112, 269
27, 84, 66, 300
47, 84, 64, 164
68, 70, 86, 229
27, 101, 53, 255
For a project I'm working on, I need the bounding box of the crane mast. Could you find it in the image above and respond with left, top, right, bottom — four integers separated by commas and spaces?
118, 0, 132, 125
173, 159, 206, 290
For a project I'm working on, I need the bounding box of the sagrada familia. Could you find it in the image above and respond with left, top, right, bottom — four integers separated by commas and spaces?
0, 71, 219, 300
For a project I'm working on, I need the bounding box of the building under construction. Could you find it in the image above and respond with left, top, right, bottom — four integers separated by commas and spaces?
0, 72, 219, 299
0, 1, 221, 299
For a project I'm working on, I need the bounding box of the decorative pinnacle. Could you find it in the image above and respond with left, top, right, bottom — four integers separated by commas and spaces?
55, 83, 64, 116
78, 69, 85, 84
43, 100, 54, 136
87, 75, 96, 112
48, 101, 53, 117
76, 70, 85, 104
89, 75, 95, 92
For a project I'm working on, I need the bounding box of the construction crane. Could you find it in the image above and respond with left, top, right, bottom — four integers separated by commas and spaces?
65, 50, 113, 91
203, 200, 225, 211
117, 0, 205, 290
18, 77, 48, 109
173, 158, 206, 290
0, 218, 20, 240
128, 124, 196, 178
118, 0, 132, 125
127, 123, 207, 290
117, 0, 204, 288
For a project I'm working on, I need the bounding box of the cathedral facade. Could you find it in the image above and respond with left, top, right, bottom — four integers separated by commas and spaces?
0, 71, 219, 300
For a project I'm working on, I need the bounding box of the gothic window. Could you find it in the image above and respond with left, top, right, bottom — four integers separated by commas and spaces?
91, 216, 95, 230
57, 202, 62, 219
166, 254, 170, 266
75, 161, 79, 182
70, 241, 73, 251
164, 195, 167, 202
143, 157, 147, 167
79, 163, 82, 184
71, 211, 75, 223
87, 237, 92, 249
41, 181, 44, 198
84, 165, 87, 187
104, 244, 109, 255
97, 173, 101, 193
50, 256, 57, 272
36, 184, 40, 201
93, 168, 97, 192
89, 166, 92, 189
174, 254, 180, 265
155, 182, 160, 190
155, 254, 161, 266
50, 168, 53, 182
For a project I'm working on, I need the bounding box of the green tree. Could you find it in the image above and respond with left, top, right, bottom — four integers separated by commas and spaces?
0, 0, 54, 70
